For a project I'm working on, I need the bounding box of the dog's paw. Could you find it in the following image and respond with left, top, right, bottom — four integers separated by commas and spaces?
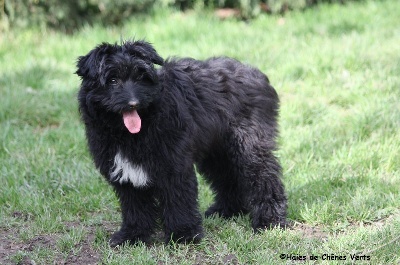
109, 232, 127, 248
252, 217, 288, 233
251, 199, 288, 233
109, 229, 149, 247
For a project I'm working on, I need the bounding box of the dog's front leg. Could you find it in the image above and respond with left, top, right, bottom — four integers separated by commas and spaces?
158, 166, 204, 244
109, 184, 157, 247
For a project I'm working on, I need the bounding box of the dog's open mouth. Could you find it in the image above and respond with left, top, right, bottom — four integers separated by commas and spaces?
123, 109, 141, 134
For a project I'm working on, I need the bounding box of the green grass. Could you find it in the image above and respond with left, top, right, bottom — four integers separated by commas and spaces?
1, 0, 400, 264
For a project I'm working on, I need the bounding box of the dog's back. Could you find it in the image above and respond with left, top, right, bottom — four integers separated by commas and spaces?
159, 56, 279, 150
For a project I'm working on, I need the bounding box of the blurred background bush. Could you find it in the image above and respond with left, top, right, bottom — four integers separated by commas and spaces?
1, 0, 363, 32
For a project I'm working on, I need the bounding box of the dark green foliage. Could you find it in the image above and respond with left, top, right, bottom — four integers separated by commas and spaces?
3, 0, 155, 32
2, 0, 365, 32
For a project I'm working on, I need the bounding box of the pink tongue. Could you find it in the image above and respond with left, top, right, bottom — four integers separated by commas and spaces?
123, 110, 141, 134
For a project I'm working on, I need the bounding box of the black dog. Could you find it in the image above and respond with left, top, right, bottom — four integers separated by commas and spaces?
76, 40, 287, 246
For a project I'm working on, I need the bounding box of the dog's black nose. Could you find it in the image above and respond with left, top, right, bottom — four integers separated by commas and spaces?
128, 101, 138, 110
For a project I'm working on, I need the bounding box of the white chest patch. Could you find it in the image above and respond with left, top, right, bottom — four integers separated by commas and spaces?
110, 152, 149, 187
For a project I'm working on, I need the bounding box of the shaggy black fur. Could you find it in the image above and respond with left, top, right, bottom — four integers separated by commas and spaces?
76, 40, 287, 246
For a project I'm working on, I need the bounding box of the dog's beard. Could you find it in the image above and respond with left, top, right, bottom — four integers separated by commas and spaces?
106, 95, 143, 134
83, 91, 142, 133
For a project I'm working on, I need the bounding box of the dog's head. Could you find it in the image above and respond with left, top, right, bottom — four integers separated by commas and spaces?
76, 40, 164, 134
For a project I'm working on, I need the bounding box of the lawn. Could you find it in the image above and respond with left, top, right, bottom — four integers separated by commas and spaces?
1, 0, 399, 264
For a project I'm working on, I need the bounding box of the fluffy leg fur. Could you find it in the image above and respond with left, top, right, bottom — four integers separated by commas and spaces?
245, 150, 287, 230
201, 127, 287, 230
110, 185, 158, 247
231, 127, 287, 231
158, 166, 204, 243
198, 147, 248, 219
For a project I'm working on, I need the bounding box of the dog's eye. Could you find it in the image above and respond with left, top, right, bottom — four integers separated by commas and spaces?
108, 78, 119, 86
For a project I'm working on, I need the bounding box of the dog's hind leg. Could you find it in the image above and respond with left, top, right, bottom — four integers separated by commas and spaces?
109, 185, 158, 247
198, 148, 249, 219
246, 150, 287, 231
230, 127, 287, 231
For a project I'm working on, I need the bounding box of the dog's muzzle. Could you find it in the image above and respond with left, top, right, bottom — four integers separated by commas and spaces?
128, 101, 138, 110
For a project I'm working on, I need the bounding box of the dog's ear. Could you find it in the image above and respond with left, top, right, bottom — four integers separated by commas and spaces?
123, 40, 164, 66
76, 43, 114, 78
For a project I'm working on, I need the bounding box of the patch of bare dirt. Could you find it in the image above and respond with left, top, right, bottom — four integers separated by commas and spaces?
0, 220, 114, 265
62, 241, 99, 265
0, 231, 59, 264
0, 228, 55, 264
0, 228, 18, 264
291, 222, 329, 240
222, 253, 239, 264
